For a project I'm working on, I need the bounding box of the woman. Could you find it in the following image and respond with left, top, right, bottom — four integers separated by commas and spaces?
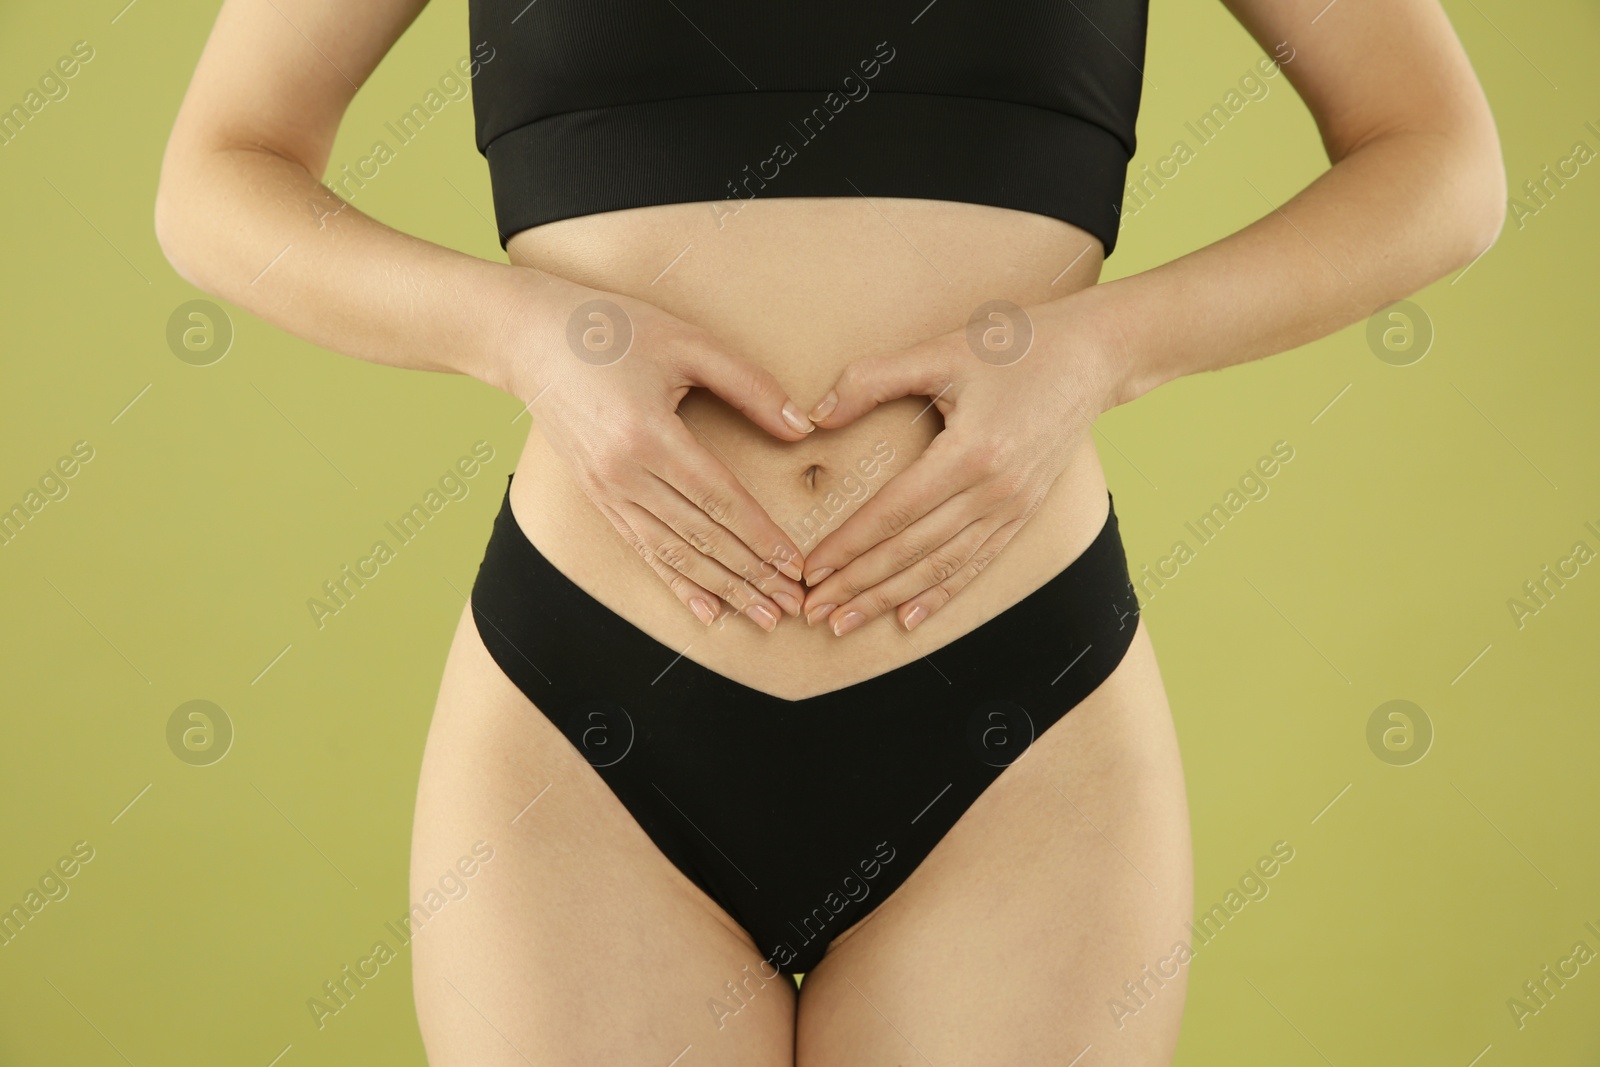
155, 0, 1503, 1062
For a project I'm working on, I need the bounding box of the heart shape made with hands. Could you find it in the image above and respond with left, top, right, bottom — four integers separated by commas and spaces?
780, 299, 1112, 637
556, 287, 1107, 638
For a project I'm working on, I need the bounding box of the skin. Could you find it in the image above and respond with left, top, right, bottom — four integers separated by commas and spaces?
156, 0, 1503, 1063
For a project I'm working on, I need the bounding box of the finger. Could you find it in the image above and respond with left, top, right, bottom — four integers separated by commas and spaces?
801, 436, 970, 585
597, 501, 722, 627
892, 516, 1030, 631
821, 517, 999, 637
634, 474, 805, 617
806, 339, 957, 429
652, 422, 806, 582
674, 341, 816, 441
801, 489, 981, 622
612, 499, 784, 633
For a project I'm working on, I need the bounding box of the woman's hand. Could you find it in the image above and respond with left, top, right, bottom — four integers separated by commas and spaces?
798, 298, 1129, 636
494, 274, 815, 632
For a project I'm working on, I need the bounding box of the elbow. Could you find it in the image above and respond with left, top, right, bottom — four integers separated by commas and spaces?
152, 191, 185, 280
1448, 121, 1509, 269
1459, 153, 1507, 266
153, 175, 202, 290
153, 138, 216, 291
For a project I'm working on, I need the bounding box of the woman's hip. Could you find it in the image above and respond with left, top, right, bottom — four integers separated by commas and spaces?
454, 467, 1172, 975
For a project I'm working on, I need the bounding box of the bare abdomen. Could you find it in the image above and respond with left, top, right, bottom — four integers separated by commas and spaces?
502, 195, 1114, 700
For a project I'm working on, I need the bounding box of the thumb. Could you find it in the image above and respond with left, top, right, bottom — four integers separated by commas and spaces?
806, 339, 958, 430
675, 342, 816, 441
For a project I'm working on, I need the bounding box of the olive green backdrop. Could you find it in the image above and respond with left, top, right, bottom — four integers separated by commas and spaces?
2, 0, 1596, 1063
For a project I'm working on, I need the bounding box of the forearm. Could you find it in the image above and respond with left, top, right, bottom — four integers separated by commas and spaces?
1073, 125, 1507, 406
154, 141, 564, 393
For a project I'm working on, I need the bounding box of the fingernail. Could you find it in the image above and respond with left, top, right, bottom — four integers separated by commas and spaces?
746, 603, 778, 632
806, 602, 837, 626
773, 590, 802, 617
903, 605, 927, 631
808, 391, 838, 422
832, 611, 865, 637
690, 597, 716, 626
782, 401, 815, 433
806, 566, 833, 586
777, 556, 805, 581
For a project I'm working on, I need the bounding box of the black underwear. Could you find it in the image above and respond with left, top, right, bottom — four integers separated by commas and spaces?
470, 474, 1142, 975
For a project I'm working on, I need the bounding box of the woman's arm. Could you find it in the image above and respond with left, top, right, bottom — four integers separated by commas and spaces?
1087, 0, 1506, 404
153, 0, 521, 385
155, 0, 814, 630
797, 0, 1506, 635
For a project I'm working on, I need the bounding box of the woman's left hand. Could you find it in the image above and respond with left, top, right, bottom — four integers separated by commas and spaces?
799, 298, 1129, 636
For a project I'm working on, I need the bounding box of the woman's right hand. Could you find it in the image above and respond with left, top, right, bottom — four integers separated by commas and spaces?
488, 274, 813, 632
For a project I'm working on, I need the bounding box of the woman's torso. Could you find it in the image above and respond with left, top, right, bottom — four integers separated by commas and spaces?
504, 196, 1112, 701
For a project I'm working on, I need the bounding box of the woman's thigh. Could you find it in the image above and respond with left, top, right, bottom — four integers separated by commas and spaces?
410, 604, 796, 1066
795, 620, 1193, 1066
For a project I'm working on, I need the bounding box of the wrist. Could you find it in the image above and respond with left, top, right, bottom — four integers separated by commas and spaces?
479, 266, 593, 402
1039, 282, 1147, 414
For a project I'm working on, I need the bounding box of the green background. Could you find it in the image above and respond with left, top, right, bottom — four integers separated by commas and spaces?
2, 0, 1597, 1063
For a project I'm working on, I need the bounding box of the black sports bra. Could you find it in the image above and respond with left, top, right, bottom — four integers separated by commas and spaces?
468, 1, 1147, 256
